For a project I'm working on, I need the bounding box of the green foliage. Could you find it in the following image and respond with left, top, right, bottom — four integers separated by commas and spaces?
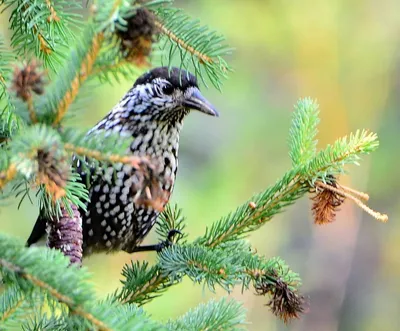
289, 98, 320, 166
155, 6, 232, 90
0, 234, 248, 330
117, 261, 169, 305
156, 204, 187, 243
1, 0, 82, 70
0, 0, 383, 330
159, 245, 240, 292
301, 129, 379, 181
35, 25, 97, 124
0, 36, 20, 142
167, 298, 247, 331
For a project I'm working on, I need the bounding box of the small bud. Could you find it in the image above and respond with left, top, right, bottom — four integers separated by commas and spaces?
12, 61, 46, 101
249, 201, 256, 209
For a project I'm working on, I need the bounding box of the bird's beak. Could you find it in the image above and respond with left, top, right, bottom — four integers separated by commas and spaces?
182, 88, 219, 117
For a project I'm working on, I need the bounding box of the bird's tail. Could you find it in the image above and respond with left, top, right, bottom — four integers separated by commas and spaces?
26, 215, 47, 247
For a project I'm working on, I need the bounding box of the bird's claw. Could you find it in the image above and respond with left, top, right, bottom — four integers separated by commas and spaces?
167, 229, 182, 242
156, 229, 182, 253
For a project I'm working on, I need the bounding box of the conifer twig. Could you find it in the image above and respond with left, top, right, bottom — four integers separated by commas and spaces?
53, 32, 104, 126
20, 3, 52, 55
64, 143, 143, 166
0, 295, 24, 323
26, 96, 37, 124
120, 268, 165, 305
91, 60, 130, 76
154, 20, 216, 67
0, 258, 112, 331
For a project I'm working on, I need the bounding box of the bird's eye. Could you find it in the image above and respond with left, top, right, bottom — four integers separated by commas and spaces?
162, 85, 174, 95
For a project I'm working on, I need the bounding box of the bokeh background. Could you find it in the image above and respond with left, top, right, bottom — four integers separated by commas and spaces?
1, 0, 399, 330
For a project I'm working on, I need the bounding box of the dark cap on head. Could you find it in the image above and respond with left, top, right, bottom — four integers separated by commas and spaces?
134, 67, 198, 90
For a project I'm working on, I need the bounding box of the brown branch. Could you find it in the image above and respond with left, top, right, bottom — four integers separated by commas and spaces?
53, 32, 104, 126
64, 143, 143, 167
315, 181, 388, 222
26, 95, 37, 124
0, 258, 112, 331
91, 60, 134, 76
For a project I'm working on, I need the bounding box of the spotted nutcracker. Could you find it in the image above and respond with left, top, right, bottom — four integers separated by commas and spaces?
26, 67, 218, 255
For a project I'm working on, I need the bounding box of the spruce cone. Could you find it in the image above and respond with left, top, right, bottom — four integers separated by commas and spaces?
116, 8, 158, 64
47, 204, 83, 266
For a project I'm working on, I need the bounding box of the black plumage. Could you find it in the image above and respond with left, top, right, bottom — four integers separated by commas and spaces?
26, 67, 218, 255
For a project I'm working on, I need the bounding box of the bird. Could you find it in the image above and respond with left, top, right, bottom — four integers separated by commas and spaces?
26, 66, 218, 255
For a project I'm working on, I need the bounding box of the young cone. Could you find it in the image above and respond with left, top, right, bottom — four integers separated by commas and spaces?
47, 204, 83, 266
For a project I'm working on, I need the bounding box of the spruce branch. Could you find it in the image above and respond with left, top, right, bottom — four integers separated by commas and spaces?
52, 31, 104, 126
0, 36, 20, 142
2, 0, 82, 70
115, 98, 383, 321
167, 298, 247, 331
289, 98, 319, 166
156, 204, 187, 244
0, 286, 24, 325
118, 262, 172, 305
154, 6, 232, 89
92, 1, 169, 83
65, 143, 143, 167
197, 104, 382, 248
196, 169, 307, 248
0, 125, 89, 216
158, 245, 239, 292
0, 234, 157, 331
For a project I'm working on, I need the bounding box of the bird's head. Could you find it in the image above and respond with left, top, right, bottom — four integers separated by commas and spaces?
127, 67, 218, 122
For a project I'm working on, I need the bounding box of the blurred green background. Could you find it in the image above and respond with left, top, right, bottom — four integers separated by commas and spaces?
1, 0, 399, 330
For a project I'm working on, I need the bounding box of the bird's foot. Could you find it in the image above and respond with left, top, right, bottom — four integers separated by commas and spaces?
129, 229, 182, 253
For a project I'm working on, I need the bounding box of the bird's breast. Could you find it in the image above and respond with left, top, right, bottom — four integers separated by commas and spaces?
129, 123, 181, 191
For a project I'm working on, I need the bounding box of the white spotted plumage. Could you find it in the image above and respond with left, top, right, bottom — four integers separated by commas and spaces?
27, 67, 217, 256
